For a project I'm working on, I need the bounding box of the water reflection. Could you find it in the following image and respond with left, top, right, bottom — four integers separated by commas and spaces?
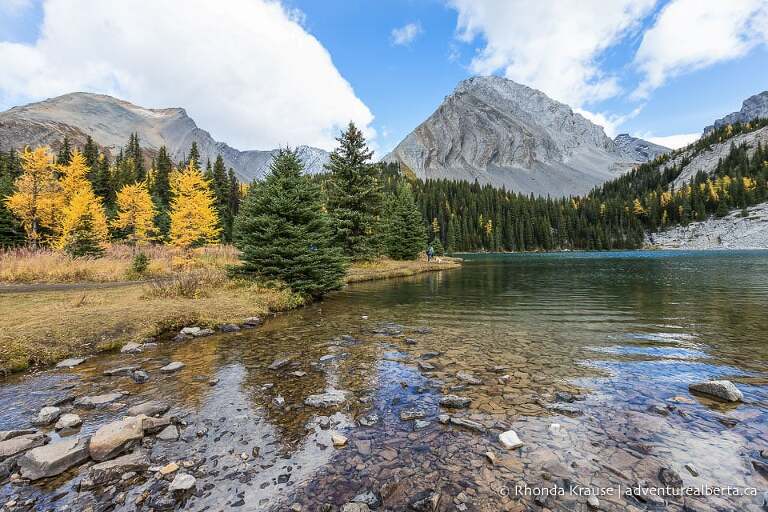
0, 250, 766, 510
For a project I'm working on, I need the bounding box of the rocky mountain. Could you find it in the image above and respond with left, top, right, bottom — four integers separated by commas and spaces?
0, 92, 329, 181
704, 91, 768, 133
613, 133, 669, 162
383, 76, 668, 196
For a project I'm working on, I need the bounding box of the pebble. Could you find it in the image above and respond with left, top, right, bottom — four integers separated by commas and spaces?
499, 430, 523, 449
330, 432, 348, 447
439, 395, 471, 409
131, 370, 150, 383
587, 494, 600, 509
400, 408, 426, 421
159, 462, 179, 475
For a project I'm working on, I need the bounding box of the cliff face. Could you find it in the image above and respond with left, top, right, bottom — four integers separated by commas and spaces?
613, 133, 670, 162
704, 91, 768, 133
384, 76, 665, 196
0, 92, 329, 180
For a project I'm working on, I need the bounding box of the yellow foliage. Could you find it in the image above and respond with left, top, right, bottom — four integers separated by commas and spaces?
632, 198, 646, 216
112, 182, 157, 244
660, 191, 672, 207
169, 161, 221, 248
55, 187, 109, 251
4, 147, 63, 244
58, 150, 90, 201
743, 176, 756, 192
484, 219, 493, 235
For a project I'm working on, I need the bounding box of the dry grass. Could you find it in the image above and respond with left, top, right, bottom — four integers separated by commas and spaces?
0, 244, 240, 284
0, 278, 303, 374
346, 255, 462, 283
0, 251, 461, 374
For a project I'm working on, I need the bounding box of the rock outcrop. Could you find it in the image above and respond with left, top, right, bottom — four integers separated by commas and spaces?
705, 91, 768, 133
384, 76, 665, 196
613, 133, 670, 162
0, 92, 329, 181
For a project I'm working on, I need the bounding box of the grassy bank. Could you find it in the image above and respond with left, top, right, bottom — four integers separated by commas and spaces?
0, 254, 460, 374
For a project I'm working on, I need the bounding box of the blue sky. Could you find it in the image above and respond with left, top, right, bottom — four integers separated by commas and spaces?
0, 0, 766, 153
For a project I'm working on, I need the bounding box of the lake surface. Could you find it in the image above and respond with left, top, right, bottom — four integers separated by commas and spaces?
1, 250, 767, 511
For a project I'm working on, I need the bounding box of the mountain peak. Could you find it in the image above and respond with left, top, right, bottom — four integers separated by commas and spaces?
0, 93, 328, 181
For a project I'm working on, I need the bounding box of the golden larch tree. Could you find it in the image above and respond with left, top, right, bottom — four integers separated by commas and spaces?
169, 160, 220, 248
4, 147, 63, 245
112, 182, 157, 244
55, 149, 109, 253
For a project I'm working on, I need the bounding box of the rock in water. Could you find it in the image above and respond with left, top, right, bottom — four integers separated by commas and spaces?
74, 392, 125, 408
54, 413, 82, 430
33, 406, 61, 426
449, 417, 485, 433
169, 473, 196, 492
126, 400, 170, 417
131, 370, 150, 383
89, 416, 144, 461
87, 451, 150, 485
56, 357, 87, 368
120, 342, 143, 354
400, 408, 426, 421
18, 437, 89, 480
499, 430, 523, 449
0, 433, 48, 460
304, 389, 348, 408
341, 504, 370, 512
688, 380, 743, 402
160, 361, 185, 373
439, 395, 472, 409
330, 432, 348, 447
456, 371, 482, 385
268, 358, 292, 370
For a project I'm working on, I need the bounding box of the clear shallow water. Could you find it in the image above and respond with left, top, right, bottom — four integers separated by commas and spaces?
1, 250, 767, 511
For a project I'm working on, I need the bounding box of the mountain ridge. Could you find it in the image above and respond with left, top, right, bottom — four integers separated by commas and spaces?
384, 76, 669, 196
704, 90, 768, 133
0, 92, 330, 181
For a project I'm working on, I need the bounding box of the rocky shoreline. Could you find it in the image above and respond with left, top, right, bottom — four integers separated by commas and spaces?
0, 313, 765, 511
646, 202, 768, 250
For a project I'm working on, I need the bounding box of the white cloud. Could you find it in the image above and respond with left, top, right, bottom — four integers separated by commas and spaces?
644, 132, 700, 149
391, 22, 423, 46
633, 0, 768, 99
448, 0, 657, 108
576, 106, 643, 138
0, 0, 374, 151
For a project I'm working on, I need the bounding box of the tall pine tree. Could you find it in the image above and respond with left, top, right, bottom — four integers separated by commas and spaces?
234, 149, 346, 298
324, 122, 382, 261
382, 182, 426, 260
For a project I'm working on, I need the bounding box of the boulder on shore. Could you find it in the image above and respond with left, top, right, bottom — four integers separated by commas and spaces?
18, 436, 89, 480
689, 380, 743, 402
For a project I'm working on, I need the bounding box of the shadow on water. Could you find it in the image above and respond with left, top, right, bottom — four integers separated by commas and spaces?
1, 250, 767, 510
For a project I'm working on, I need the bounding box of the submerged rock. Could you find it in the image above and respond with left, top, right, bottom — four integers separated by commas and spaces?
56, 357, 87, 368
131, 370, 150, 383
342, 503, 371, 512
689, 380, 743, 402
75, 392, 126, 409
439, 395, 471, 409
87, 450, 149, 485
219, 323, 240, 333
449, 417, 485, 433
160, 361, 185, 373
330, 432, 348, 447
268, 358, 292, 370
400, 408, 427, 421
305, 389, 348, 408
169, 473, 196, 492
456, 371, 482, 385
410, 490, 440, 511
18, 436, 89, 480
103, 366, 140, 377
89, 416, 144, 461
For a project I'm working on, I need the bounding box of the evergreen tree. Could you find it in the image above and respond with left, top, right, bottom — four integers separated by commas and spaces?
234, 149, 346, 297
383, 183, 426, 260
0, 176, 24, 247
92, 153, 113, 207
57, 137, 72, 165
187, 142, 201, 171
324, 122, 381, 260
62, 208, 105, 258
125, 133, 146, 182
152, 146, 172, 208
211, 155, 231, 239
82, 136, 99, 184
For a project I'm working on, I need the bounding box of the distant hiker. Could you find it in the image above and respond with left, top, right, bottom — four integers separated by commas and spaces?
427, 245, 435, 262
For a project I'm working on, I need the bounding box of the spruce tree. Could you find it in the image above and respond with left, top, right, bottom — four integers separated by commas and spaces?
187, 142, 201, 171
63, 210, 105, 258
82, 136, 99, 184
57, 137, 72, 165
234, 149, 346, 297
324, 122, 381, 261
383, 183, 426, 260
152, 146, 172, 208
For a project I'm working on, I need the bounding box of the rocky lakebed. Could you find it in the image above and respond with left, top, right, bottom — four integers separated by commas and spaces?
1, 254, 767, 511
